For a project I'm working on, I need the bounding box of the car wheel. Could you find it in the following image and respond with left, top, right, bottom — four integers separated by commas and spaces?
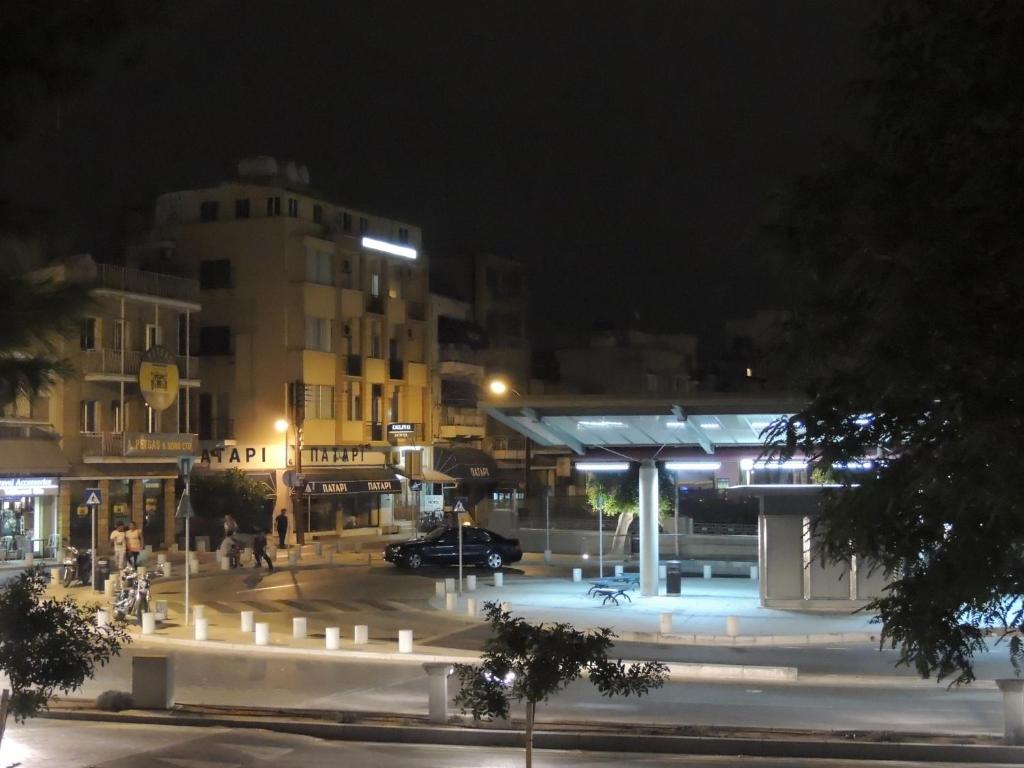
405, 552, 422, 569
485, 551, 503, 570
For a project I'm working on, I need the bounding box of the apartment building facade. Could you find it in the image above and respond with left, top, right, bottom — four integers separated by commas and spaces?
151, 158, 430, 538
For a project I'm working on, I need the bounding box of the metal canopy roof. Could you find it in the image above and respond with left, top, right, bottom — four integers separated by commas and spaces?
481, 395, 803, 455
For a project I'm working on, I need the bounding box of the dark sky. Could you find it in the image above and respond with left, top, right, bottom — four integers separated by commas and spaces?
1, 0, 869, 339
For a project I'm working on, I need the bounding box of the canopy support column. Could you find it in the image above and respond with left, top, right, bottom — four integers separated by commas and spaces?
639, 459, 659, 596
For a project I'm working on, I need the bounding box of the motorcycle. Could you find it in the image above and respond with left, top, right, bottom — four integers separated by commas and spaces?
113, 566, 152, 624
60, 545, 92, 587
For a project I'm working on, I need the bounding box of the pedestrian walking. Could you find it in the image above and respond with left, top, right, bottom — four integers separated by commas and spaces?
125, 521, 143, 567
275, 509, 289, 549
252, 529, 274, 573
109, 523, 127, 570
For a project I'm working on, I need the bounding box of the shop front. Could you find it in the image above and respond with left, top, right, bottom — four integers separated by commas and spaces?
0, 476, 61, 558
297, 468, 402, 536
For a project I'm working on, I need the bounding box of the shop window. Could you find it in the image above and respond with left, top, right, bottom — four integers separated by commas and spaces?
80, 318, 97, 351
234, 198, 250, 219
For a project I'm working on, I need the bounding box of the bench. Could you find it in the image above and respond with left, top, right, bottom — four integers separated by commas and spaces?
587, 575, 640, 596
590, 587, 632, 606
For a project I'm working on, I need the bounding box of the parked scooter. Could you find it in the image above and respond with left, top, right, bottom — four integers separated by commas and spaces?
60, 545, 92, 587
113, 566, 152, 624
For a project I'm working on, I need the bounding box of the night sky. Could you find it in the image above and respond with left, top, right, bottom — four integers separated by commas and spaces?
0, 1, 868, 340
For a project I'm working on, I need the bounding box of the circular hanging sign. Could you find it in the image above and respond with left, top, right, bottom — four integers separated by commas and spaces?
138, 345, 180, 412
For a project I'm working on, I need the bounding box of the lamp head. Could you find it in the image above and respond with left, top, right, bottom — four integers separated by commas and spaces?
487, 378, 509, 396
274, 418, 289, 433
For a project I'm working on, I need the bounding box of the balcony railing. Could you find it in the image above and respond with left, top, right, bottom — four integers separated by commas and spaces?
95, 263, 200, 305
442, 408, 485, 428
81, 431, 123, 458
438, 344, 483, 365
0, 419, 60, 440
81, 348, 200, 379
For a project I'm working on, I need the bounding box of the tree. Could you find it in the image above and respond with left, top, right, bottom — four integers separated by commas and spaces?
585, 463, 675, 519
454, 602, 668, 768
190, 468, 274, 541
0, 568, 128, 749
766, 0, 1024, 684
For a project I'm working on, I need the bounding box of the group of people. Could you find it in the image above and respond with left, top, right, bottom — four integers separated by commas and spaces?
221, 512, 279, 573
108, 521, 143, 569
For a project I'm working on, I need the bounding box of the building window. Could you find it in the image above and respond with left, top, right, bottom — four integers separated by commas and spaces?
178, 315, 189, 355
348, 381, 362, 421
371, 383, 383, 425
288, 198, 298, 217
199, 259, 232, 289
359, 217, 368, 234
145, 323, 162, 350
369, 320, 382, 359
745, 367, 753, 378
305, 249, 334, 285
304, 384, 335, 420
147, 405, 158, 432
343, 212, 352, 232
111, 319, 126, 351
199, 200, 219, 222
266, 196, 281, 216
304, 316, 333, 352
81, 400, 98, 432
80, 318, 97, 351
389, 386, 400, 422
398, 227, 408, 243
313, 204, 323, 224
198, 326, 232, 356
234, 199, 250, 219
370, 271, 381, 298
110, 401, 123, 433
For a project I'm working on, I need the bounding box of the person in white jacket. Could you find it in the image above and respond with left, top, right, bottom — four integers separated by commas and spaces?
109, 523, 127, 570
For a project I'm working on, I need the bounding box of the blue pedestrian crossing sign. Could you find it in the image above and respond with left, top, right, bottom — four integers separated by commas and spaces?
84, 488, 102, 506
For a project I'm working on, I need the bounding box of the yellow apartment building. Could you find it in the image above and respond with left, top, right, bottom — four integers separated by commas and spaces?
150, 158, 431, 539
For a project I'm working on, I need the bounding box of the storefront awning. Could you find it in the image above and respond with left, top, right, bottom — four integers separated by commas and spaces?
300, 467, 402, 496
433, 447, 499, 484
0, 438, 70, 475
395, 466, 458, 485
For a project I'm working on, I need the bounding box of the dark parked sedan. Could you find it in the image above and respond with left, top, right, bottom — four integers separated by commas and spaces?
384, 526, 522, 570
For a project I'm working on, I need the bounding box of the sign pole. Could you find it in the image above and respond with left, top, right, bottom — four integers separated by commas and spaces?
184, 474, 190, 626
458, 517, 463, 595
90, 504, 97, 588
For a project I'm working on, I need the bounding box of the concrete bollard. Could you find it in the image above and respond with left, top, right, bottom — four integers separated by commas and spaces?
161, 562, 172, 578
572, 568, 582, 582
324, 550, 334, 565
196, 537, 209, 553
189, 558, 199, 575
194, 618, 208, 641
435, 581, 446, 598
240, 610, 255, 632
467, 598, 477, 617
660, 612, 673, 635
353, 624, 369, 645
444, 577, 456, 594
145, 545, 153, 555
95, 609, 109, 628
293, 617, 307, 639
169, 543, 179, 553
157, 553, 167, 564
132, 655, 174, 709
996, 679, 1024, 745
614, 565, 624, 576
326, 627, 341, 650
544, 549, 553, 564
749, 565, 758, 580
445, 593, 457, 611
398, 629, 413, 653
335, 540, 344, 553
242, 548, 252, 565
313, 541, 323, 557
423, 663, 454, 723
659, 564, 667, 580
193, 604, 205, 621
220, 557, 230, 571
493, 572, 504, 587
288, 550, 299, 566
254, 622, 270, 646
103, 579, 115, 599
50, 567, 61, 583
24, 553, 33, 566
726, 616, 740, 637
142, 611, 156, 635
466, 574, 477, 591
703, 564, 712, 579
155, 600, 168, 621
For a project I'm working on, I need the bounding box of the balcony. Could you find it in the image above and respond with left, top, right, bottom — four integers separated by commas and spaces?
345, 354, 363, 377
81, 430, 197, 460
366, 295, 385, 315
388, 358, 404, 380
484, 435, 527, 461
94, 263, 200, 306
438, 407, 485, 439
81, 348, 200, 381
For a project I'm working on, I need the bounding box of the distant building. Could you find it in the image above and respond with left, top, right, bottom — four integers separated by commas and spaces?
555, 330, 697, 396
700, 309, 786, 392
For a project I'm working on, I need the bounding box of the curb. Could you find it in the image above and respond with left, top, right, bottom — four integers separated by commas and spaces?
39, 709, 1022, 763
619, 629, 878, 647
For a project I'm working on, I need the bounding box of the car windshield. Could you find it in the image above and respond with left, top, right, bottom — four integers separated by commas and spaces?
421, 526, 450, 541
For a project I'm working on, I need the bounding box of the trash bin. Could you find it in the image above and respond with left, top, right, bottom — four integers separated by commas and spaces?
666, 564, 682, 595
93, 558, 111, 592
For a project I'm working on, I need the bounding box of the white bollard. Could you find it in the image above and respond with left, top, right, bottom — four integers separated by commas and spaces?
142, 611, 156, 635
189, 558, 199, 574
103, 579, 115, 599
445, 593, 457, 611
293, 617, 307, 639
24, 553, 33, 566
240, 610, 255, 632
703, 564, 712, 579
254, 622, 270, 646
220, 557, 230, 571
326, 627, 341, 650
161, 562, 172, 577
444, 577, 456, 594
155, 600, 168, 621
423, 663, 454, 723
195, 618, 208, 641
157, 553, 167, 564
466, 574, 477, 591
434, 581, 446, 598
493, 572, 504, 587
288, 550, 299, 566
467, 598, 477, 617
660, 612, 673, 635
544, 549, 553, 564
659, 564, 667, 580
614, 565, 624, 576
353, 624, 369, 645
325, 550, 334, 565
726, 616, 740, 637
749, 565, 758, 580
145, 545, 153, 555
169, 542, 179, 552
95, 609, 109, 628
313, 541, 323, 556
398, 629, 413, 653
572, 568, 582, 583
193, 604, 205, 621
50, 567, 61, 583
996, 679, 1024, 745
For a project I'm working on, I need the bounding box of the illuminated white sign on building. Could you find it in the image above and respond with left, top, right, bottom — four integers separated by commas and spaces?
361, 237, 417, 260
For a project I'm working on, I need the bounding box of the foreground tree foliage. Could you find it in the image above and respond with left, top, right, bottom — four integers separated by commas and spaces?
190, 467, 274, 539
0, 568, 128, 748
768, 0, 1024, 683
454, 602, 668, 768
